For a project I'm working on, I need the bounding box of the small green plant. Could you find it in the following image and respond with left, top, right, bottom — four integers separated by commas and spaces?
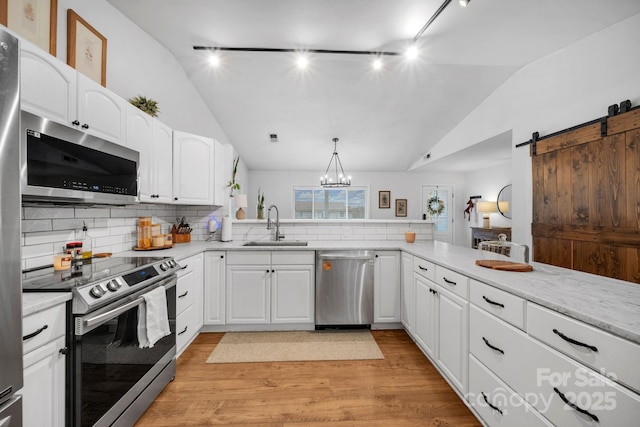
257, 188, 265, 210
227, 156, 240, 195
129, 95, 159, 117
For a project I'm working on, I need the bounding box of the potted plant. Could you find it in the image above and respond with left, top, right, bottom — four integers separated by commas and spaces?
128, 95, 160, 117
227, 156, 240, 196
257, 188, 265, 219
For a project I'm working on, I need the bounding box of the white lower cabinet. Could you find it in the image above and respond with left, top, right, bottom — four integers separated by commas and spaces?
22, 302, 67, 427
204, 252, 226, 325
176, 253, 204, 356
373, 251, 401, 323
226, 251, 314, 326
468, 355, 553, 426
400, 252, 415, 332
436, 285, 468, 393
271, 265, 314, 323
413, 273, 437, 358
226, 265, 270, 324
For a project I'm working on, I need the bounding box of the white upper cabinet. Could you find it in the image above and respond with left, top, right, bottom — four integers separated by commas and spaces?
20, 39, 77, 125
213, 140, 228, 206
76, 73, 127, 144
126, 105, 173, 203
173, 130, 214, 205
151, 120, 174, 203
20, 39, 126, 145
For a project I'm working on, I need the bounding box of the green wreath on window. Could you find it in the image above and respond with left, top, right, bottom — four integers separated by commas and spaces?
426, 196, 445, 216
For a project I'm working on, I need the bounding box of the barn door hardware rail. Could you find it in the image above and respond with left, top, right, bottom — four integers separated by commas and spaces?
515, 99, 637, 155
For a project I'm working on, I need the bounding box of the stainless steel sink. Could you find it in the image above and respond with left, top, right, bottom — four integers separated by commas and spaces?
242, 240, 308, 247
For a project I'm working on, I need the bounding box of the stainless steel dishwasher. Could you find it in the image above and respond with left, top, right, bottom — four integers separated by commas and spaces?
315, 250, 374, 329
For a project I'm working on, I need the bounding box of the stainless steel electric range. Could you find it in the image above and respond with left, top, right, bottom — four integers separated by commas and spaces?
23, 256, 181, 427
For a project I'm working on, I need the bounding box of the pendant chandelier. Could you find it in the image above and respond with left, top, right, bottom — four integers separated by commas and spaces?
321, 137, 351, 187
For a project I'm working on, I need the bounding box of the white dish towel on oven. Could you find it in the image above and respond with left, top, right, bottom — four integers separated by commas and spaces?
137, 285, 171, 348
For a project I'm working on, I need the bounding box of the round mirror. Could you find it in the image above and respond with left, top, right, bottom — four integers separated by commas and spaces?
497, 184, 512, 219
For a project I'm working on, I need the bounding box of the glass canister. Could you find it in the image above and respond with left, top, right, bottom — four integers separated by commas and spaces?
138, 217, 152, 248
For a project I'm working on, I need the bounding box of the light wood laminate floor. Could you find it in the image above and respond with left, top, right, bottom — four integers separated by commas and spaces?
136, 330, 481, 426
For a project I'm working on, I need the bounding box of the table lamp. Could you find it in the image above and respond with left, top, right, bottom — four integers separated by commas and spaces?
477, 201, 497, 228
235, 194, 247, 220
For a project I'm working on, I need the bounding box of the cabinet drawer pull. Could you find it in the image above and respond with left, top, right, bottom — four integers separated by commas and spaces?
429, 288, 437, 294
443, 277, 456, 285
178, 291, 189, 298
178, 326, 188, 335
482, 295, 505, 308
481, 392, 503, 415
482, 337, 504, 355
59, 347, 68, 355
553, 387, 599, 422
180, 265, 188, 270
553, 329, 598, 352
23, 324, 48, 340
418, 265, 429, 271
72, 120, 80, 126
81, 123, 89, 129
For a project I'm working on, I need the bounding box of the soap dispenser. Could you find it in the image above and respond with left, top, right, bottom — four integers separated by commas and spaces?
80, 221, 93, 259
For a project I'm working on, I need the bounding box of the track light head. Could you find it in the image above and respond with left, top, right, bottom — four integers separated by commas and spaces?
459, 0, 470, 7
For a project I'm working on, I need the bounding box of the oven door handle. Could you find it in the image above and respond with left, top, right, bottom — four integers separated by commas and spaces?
82, 277, 177, 331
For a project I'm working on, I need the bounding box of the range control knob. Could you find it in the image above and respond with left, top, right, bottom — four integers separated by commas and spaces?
89, 285, 105, 299
169, 260, 176, 268
159, 263, 168, 271
107, 280, 121, 292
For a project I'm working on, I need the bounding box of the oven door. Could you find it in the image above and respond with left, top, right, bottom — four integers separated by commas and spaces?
73, 276, 177, 427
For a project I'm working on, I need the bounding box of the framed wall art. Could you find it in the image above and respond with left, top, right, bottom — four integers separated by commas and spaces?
67, 9, 106, 86
1, 0, 57, 55
378, 191, 390, 209
395, 199, 407, 217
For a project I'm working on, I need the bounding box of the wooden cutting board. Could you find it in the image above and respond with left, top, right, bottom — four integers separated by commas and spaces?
476, 259, 533, 272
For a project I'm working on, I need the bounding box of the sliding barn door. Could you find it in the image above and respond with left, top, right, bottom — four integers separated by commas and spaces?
531, 109, 640, 283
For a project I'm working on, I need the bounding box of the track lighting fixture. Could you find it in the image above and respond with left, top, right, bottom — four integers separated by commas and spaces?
459, 0, 470, 7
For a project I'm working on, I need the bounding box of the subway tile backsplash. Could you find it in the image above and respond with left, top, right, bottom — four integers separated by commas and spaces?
20, 203, 433, 270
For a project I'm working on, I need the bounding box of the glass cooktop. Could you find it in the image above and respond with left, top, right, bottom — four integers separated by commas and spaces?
22, 256, 169, 291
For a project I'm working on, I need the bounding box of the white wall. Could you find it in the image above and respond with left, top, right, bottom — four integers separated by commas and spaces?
462, 162, 512, 244
247, 170, 469, 246
418, 13, 640, 249
56, 0, 230, 144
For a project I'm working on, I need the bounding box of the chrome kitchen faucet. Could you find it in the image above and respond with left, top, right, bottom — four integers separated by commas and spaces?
266, 205, 284, 241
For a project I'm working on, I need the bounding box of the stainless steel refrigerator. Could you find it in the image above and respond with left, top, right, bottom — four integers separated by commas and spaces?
0, 27, 23, 426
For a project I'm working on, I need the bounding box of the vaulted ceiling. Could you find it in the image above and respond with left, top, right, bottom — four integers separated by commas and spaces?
108, 0, 640, 172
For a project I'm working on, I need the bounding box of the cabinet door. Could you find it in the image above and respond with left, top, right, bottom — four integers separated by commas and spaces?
20, 39, 77, 125
177, 253, 204, 330
271, 265, 314, 324
213, 140, 227, 206
76, 73, 127, 144
414, 274, 437, 358
437, 286, 469, 393
22, 336, 66, 427
126, 104, 153, 201
204, 252, 226, 325
401, 252, 414, 332
151, 119, 174, 203
373, 251, 401, 323
226, 266, 270, 324
173, 130, 214, 204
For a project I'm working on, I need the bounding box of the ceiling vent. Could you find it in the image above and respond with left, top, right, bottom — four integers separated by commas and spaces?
269, 133, 278, 143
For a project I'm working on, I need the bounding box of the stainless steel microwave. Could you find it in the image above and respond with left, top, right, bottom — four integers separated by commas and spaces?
20, 111, 139, 205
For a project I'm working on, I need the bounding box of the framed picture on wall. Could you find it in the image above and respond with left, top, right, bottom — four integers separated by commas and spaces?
0, 0, 58, 55
395, 199, 407, 217
379, 191, 390, 209
67, 9, 107, 86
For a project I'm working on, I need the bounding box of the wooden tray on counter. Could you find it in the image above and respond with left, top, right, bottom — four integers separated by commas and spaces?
133, 245, 174, 251
475, 259, 533, 272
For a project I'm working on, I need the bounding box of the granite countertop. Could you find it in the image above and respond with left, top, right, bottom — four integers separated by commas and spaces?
120, 239, 640, 344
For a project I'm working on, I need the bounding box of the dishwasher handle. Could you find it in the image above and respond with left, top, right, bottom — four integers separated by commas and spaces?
317, 253, 374, 261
